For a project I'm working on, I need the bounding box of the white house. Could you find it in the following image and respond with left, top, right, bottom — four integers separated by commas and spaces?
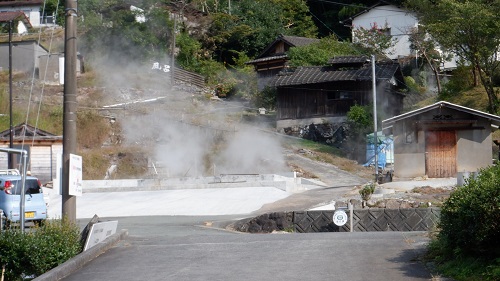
0, 11, 31, 34
0, 0, 43, 28
348, 3, 456, 70
351, 4, 418, 60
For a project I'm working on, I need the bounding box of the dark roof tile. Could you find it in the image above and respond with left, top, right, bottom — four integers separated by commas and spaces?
280, 35, 320, 47
270, 61, 401, 87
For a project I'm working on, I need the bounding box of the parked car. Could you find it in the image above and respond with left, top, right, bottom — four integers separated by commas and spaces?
0, 174, 48, 227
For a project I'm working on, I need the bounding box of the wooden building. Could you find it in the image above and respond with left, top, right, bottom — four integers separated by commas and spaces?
246, 35, 319, 89
382, 101, 500, 178
0, 123, 62, 184
270, 56, 406, 130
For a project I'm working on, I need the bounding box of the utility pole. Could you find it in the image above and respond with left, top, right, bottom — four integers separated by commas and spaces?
171, 13, 176, 83
62, 0, 78, 223
8, 20, 14, 169
372, 55, 378, 183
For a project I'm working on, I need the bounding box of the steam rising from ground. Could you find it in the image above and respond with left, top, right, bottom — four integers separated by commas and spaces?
122, 110, 287, 177
214, 128, 287, 175
86, 43, 287, 178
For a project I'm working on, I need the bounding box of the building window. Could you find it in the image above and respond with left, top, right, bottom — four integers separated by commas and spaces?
404, 122, 413, 144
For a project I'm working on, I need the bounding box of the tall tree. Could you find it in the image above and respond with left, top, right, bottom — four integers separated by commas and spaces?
270, 0, 318, 38
407, 25, 451, 94
78, 1, 172, 63
351, 22, 396, 57
406, 0, 500, 113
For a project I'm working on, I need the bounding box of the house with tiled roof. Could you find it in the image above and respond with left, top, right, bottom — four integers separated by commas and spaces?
0, 0, 44, 27
343, 2, 457, 70
0, 123, 62, 184
269, 55, 407, 131
246, 34, 320, 89
0, 10, 31, 34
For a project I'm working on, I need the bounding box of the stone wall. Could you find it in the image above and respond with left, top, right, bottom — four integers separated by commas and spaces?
230, 208, 441, 233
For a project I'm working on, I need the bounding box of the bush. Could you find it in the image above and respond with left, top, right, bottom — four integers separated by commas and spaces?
437, 165, 500, 258
359, 183, 376, 201
0, 219, 82, 280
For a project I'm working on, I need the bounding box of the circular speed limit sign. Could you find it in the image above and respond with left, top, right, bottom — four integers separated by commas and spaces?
333, 210, 348, 226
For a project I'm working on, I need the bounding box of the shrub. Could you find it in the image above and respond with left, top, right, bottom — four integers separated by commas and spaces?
252, 86, 277, 110
0, 219, 82, 280
359, 183, 376, 201
437, 165, 500, 258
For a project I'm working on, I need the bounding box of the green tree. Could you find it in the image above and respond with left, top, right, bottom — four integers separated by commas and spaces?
78, 1, 172, 64
345, 104, 372, 161
40, 0, 65, 25
406, 0, 500, 113
176, 32, 203, 70
204, 12, 257, 64
407, 25, 451, 94
205, 0, 319, 66
270, 0, 318, 38
287, 35, 359, 66
352, 21, 396, 57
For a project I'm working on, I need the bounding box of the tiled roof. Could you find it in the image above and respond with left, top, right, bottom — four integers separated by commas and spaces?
246, 54, 287, 64
383, 101, 500, 128
0, 1, 43, 8
0, 123, 58, 138
0, 11, 32, 27
247, 35, 320, 64
269, 61, 401, 87
328, 56, 370, 65
280, 35, 320, 47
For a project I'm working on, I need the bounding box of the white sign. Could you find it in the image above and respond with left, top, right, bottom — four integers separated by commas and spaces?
152, 62, 170, 72
68, 153, 83, 196
83, 221, 118, 251
333, 210, 348, 226
56, 153, 62, 195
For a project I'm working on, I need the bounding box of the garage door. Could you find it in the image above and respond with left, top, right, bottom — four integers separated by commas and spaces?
425, 131, 457, 178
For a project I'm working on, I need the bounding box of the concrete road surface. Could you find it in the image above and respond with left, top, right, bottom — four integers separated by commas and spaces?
58, 216, 434, 281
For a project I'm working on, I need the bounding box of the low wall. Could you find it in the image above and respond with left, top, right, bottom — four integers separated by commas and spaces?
294, 208, 441, 232
231, 208, 441, 233
81, 173, 306, 193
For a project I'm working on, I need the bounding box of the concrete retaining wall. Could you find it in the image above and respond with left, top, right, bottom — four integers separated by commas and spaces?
81, 173, 309, 193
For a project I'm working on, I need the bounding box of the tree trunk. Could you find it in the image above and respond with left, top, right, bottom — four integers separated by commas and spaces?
423, 52, 441, 94
473, 66, 480, 86
478, 68, 498, 113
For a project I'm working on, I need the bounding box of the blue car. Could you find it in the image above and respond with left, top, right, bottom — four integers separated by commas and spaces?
0, 174, 48, 226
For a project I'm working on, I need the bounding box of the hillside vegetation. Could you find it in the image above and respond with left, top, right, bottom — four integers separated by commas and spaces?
1, 0, 499, 180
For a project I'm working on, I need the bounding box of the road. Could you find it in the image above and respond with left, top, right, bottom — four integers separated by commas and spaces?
61, 216, 434, 281
41, 148, 453, 281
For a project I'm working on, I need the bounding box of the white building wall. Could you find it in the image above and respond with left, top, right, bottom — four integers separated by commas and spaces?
352, 5, 418, 59
0, 6, 41, 27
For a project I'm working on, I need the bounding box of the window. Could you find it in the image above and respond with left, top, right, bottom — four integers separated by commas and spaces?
404, 122, 413, 144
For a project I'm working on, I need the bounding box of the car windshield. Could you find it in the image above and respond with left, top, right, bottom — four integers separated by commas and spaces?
9, 179, 41, 195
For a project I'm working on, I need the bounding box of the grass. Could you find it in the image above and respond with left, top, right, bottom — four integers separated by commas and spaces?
282, 137, 374, 180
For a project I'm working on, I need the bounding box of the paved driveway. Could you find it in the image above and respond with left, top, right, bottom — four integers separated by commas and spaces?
60, 216, 433, 281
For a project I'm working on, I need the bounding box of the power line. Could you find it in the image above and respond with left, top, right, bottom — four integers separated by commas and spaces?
308, 0, 410, 14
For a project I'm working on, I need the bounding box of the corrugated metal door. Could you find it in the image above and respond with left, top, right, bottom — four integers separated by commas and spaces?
425, 131, 457, 178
